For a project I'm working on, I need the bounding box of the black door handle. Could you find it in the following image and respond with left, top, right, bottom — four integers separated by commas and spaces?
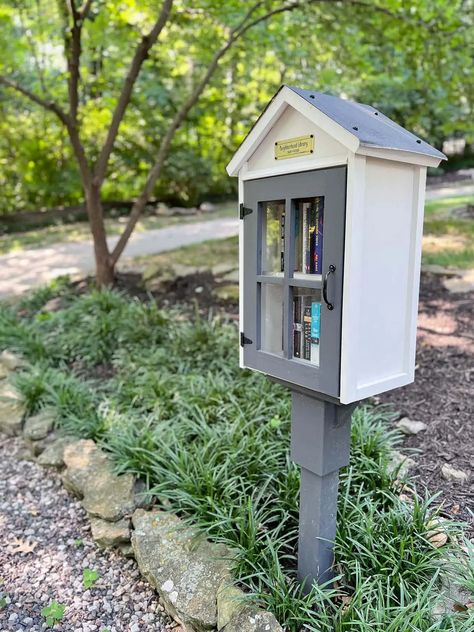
323, 265, 336, 310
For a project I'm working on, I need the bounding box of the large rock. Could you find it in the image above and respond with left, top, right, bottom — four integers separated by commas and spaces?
441, 463, 468, 483
37, 436, 75, 467
223, 607, 283, 632
82, 470, 137, 521
62, 439, 109, 496
396, 417, 427, 435
388, 451, 415, 478
23, 409, 55, 442
212, 285, 239, 302
90, 516, 130, 548
0, 350, 23, 371
211, 263, 237, 277
217, 582, 245, 630
443, 269, 474, 294
171, 264, 206, 278
0, 383, 25, 436
221, 270, 239, 283
62, 439, 141, 521
132, 509, 231, 631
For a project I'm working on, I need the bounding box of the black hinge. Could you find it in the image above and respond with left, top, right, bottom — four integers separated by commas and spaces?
240, 203, 253, 219
240, 332, 253, 347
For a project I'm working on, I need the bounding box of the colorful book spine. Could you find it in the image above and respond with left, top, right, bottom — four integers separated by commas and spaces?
310, 301, 321, 366
312, 197, 324, 275
302, 206, 310, 273
303, 305, 312, 360
280, 212, 285, 272
293, 295, 302, 358
311, 302, 321, 344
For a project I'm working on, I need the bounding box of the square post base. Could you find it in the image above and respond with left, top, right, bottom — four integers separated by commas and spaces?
290, 391, 356, 591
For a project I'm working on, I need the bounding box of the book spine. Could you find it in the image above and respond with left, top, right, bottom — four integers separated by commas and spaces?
280, 211, 285, 272
293, 296, 302, 358
313, 197, 324, 275
303, 304, 312, 360
311, 302, 321, 344
309, 202, 317, 274
294, 209, 301, 272
302, 206, 310, 273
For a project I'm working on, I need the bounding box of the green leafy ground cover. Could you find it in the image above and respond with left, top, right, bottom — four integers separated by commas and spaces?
1, 283, 473, 631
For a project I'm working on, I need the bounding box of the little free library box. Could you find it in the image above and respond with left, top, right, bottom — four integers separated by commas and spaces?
227, 86, 446, 588
227, 85, 446, 405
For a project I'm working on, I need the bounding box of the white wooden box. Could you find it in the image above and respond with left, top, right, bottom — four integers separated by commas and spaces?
227, 86, 445, 404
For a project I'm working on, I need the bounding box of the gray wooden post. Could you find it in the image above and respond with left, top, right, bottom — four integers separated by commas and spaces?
290, 391, 356, 591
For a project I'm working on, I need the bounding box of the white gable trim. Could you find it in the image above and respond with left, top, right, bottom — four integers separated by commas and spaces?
357, 145, 442, 168
226, 86, 359, 176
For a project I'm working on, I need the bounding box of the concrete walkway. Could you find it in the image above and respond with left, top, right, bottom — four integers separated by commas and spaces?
425, 181, 474, 200
0, 218, 239, 299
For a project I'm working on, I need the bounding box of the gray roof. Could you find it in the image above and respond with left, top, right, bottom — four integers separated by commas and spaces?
288, 86, 446, 160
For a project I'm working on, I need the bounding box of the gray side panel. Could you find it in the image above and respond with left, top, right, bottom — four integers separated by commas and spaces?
242, 167, 346, 399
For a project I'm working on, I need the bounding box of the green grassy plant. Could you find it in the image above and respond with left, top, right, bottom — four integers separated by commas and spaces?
2, 283, 472, 630
41, 601, 66, 627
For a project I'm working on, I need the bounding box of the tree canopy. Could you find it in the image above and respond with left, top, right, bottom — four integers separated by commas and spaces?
0, 0, 472, 217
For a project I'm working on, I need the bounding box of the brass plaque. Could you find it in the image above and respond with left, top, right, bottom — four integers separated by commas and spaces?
274, 134, 315, 160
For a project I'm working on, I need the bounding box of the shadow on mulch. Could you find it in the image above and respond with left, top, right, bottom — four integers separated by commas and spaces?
73, 270, 239, 318
379, 272, 474, 533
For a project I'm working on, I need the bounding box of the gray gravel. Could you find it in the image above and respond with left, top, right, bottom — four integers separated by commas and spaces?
0, 434, 175, 632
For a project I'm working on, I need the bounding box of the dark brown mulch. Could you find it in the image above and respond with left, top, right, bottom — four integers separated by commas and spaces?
72, 271, 239, 318
379, 272, 474, 532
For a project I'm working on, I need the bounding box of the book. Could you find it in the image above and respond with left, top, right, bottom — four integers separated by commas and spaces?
310, 302, 321, 366
302, 202, 310, 273
312, 197, 324, 274
280, 211, 285, 272
293, 295, 302, 357
294, 198, 324, 275
303, 305, 312, 360
293, 296, 321, 363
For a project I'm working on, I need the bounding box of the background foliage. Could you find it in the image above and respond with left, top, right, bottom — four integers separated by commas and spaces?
0, 0, 472, 215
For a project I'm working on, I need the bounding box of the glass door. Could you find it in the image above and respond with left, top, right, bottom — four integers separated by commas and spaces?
243, 167, 346, 399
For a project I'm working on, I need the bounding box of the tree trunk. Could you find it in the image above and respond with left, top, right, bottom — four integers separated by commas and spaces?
85, 185, 115, 286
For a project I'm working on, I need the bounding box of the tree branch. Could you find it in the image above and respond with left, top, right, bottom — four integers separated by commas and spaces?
0, 75, 69, 126
110, 0, 441, 264
110, 0, 308, 263
78, 0, 94, 19
93, 0, 173, 185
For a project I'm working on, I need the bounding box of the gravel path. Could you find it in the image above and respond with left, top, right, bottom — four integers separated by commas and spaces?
0, 217, 239, 299
0, 434, 174, 632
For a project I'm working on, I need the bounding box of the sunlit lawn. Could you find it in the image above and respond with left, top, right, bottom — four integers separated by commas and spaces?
422, 193, 474, 269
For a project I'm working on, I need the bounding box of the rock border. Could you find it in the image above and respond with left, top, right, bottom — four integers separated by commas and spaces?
0, 350, 282, 632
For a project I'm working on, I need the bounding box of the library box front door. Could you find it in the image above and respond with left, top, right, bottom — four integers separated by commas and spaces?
242, 167, 346, 400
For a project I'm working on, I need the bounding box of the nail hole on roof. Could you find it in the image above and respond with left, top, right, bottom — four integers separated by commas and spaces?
310, 94, 315, 99
374, 112, 379, 116
352, 126, 359, 131
416, 139, 422, 144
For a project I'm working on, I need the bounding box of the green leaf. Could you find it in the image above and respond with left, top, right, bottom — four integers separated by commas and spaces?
40, 601, 66, 627
82, 568, 99, 589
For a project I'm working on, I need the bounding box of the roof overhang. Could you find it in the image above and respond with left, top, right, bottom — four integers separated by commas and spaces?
226, 85, 446, 176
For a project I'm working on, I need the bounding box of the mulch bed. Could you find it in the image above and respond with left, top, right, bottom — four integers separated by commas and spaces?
379, 272, 474, 533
